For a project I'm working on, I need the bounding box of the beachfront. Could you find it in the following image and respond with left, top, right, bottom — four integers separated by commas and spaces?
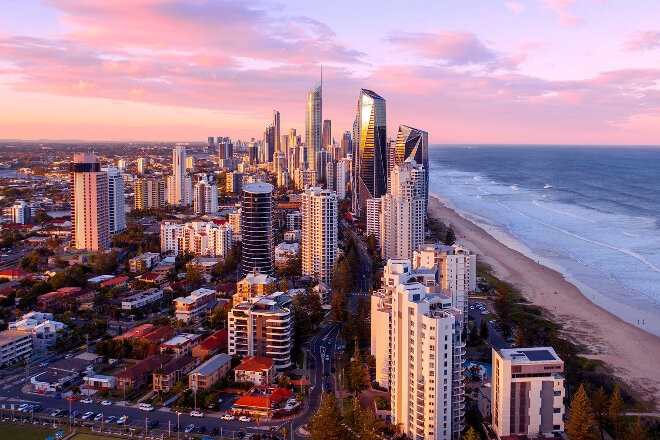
428, 195, 660, 410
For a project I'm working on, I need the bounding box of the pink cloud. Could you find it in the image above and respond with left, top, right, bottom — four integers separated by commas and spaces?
622, 31, 660, 52
505, 2, 525, 14
538, 0, 584, 27
387, 30, 497, 65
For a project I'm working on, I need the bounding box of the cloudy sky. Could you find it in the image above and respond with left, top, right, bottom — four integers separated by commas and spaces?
0, 0, 658, 144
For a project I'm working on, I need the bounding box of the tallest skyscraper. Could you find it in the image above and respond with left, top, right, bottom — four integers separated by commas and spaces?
305, 84, 322, 175
353, 88, 387, 217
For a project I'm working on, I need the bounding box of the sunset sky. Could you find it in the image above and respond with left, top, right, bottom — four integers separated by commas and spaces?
0, 0, 658, 144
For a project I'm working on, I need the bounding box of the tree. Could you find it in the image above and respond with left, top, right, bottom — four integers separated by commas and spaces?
444, 227, 456, 245
347, 343, 368, 397
609, 384, 624, 439
623, 415, 650, 440
307, 392, 345, 440
462, 426, 480, 440
479, 319, 489, 340
565, 384, 598, 440
591, 387, 608, 440
184, 262, 205, 290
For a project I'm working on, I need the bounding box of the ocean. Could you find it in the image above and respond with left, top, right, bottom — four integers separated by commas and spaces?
428, 145, 660, 336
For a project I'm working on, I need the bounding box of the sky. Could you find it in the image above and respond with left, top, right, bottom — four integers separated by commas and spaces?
0, 0, 658, 144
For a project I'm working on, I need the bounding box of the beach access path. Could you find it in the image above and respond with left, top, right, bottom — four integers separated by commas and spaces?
428, 195, 660, 410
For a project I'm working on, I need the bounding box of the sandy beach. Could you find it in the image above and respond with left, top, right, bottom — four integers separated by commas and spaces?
428, 195, 660, 410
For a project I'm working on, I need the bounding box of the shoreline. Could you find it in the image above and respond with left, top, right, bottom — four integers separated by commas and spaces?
427, 195, 660, 410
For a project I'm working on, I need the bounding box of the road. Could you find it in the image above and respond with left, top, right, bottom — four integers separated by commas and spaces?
467, 301, 510, 350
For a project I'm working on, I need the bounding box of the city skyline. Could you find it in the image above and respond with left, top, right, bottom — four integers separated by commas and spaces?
0, 0, 658, 145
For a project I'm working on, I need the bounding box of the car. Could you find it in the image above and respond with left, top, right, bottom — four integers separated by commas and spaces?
70, 411, 81, 418
148, 420, 159, 429
40, 362, 49, 367
184, 424, 195, 433
238, 416, 252, 423
105, 415, 116, 423
469, 306, 475, 310
190, 410, 204, 418
198, 426, 207, 434
54, 393, 62, 399
210, 427, 219, 436
171, 424, 179, 432
82, 411, 95, 420
51, 409, 62, 417
481, 310, 488, 315
94, 413, 103, 422
32, 404, 42, 411
64, 354, 73, 359
324, 382, 331, 391
67, 395, 77, 402
117, 415, 127, 424
236, 432, 246, 439
18, 403, 29, 411
221, 414, 235, 421
327, 339, 332, 345
101, 400, 112, 406
80, 398, 93, 404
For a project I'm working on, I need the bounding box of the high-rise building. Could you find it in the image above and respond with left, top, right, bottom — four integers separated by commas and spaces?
315, 149, 333, 183
134, 178, 166, 209
208, 136, 216, 154
160, 221, 232, 258
340, 131, 352, 158
353, 89, 387, 217
168, 145, 192, 206
492, 347, 565, 438
70, 153, 109, 251
396, 125, 429, 213
228, 293, 293, 372
334, 160, 347, 200
413, 243, 476, 323
105, 165, 126, 234
301, 187, 337, 285
366, 198, 381, 241
263, 125, 275, 164
194, 179, 218, 215
305, 85, 322, 174
380, 159, 425, 262
273, 110, 281, 154
2, 200, 30, 224
241, 182, 274, 276
136, 157, 148, 174
322, 119, 332, 149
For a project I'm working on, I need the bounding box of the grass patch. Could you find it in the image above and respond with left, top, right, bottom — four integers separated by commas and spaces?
0, 423, 64, 440
71, 434, 115, 440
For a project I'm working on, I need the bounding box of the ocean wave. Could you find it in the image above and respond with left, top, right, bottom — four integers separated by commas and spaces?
531, 200, 597, 224
544, 183, 553, 189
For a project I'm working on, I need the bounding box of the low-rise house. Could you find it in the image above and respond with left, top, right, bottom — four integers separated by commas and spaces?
115, 354, 173, 390
234, 356, 275, 386
174, 288, 218, 322
231, 386, 294, 418
152, 355, 197, 392
120, 288, 163, 310
83, 374, 116, 391
159, 333, 202, 357
8, 311, 67, 354
129, 253, 161, 273
99, 276, 129, 289
191, 329, 228, 362
188, 353, 232, 391
0, 268, 28, 281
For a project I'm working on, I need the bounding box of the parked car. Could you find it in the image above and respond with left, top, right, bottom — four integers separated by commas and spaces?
198, 426, 207, 434
221, 414, 235, 421
190, 410, 204, 418
210, 427, 219, 436
82, 411, 95, 420
148, 420, 159, 429
184, 424, 195, 433
238, 416, 252, 423
117, 415, 127, 424
100, 400, 112, 406
94, 413, 103, 422
80, 398, 93, 404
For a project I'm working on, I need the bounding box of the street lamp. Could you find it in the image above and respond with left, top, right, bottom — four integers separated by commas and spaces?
177, 412, 181, 440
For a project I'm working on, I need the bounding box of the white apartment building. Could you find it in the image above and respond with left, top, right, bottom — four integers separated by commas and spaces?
129, 252, 160, 273
371, 259, 465, 440
335, 160, 347, 200
194, 179, 218, 215
121, 288, 163, 310
104, 165, 126, 234
287, 211, 302, 232
301, 187, 338, 285
228, 293, 293, 372
228, 210, 241, 235
2, 200, 31, 224
160, 220, 232, 258
366, 198, 381, 241
413, 244, 476, 322
8, 312, 66, 354
168, 145, 193, 206
137, 157, 148, 173
380, 159, 426, 262
492, 347, 565, 438
174, 288, 217, 322
0, 330, 32, 368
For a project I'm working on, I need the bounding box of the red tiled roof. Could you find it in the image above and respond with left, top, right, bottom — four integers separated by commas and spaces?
233, 387, 293, 410
235, 356, 275, 373
0, 268, 28, 278
197, 329, 228, 351
100, 276, 128, 287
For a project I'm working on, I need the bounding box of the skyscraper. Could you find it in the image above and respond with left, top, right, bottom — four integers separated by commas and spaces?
322, 119, 332, 149
241, 182, 274, 277
301, 187, 338, 285
305, 85, 322, 174
134, 178, 166, 209
263, 125, 275, 163
273, 110, 281, 154
395, 125, 429, 213
168, 145, 191, 206
70, 153, 109, 251
340, 130, 352, 158
353, 89, 387, 217
194, 178, 218, 215
104, 165, 126, 234
380, 159, 426, 262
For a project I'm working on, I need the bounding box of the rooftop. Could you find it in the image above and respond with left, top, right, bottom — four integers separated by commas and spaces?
500, 347, 562, 364
189, 353, 231, 377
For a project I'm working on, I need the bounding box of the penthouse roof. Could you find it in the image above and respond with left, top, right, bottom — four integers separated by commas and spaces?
234, 356, 275, 373
233, 386, 293, 410
197, 329, 228, 351
500, 347, 562, 364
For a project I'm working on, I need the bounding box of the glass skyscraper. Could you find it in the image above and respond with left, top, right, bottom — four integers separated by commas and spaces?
353, 88, 387, 217
241, 182, 274, 277
395, 125, 429, 216
305, 85, 322, 174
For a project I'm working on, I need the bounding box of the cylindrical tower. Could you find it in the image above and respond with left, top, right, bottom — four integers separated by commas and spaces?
241, 182, 274, 277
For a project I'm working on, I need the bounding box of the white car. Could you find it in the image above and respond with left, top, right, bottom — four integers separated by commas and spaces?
117, 415, 127, 424
238, 415, 252, 423
18, 404, 29, 412
101, 400, 112, 406
80, 398, 93, 404
190, 410, 204, 418
220, 414, 235, 421
94, 413, 103, 422
184, 424, 195, 433
82, 411, 95, 420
